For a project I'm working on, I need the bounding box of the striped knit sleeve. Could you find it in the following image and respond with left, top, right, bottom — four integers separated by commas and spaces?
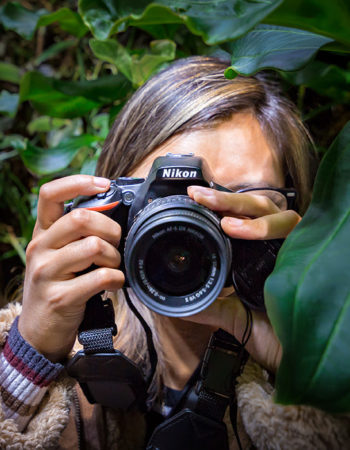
0, 316, 64, 431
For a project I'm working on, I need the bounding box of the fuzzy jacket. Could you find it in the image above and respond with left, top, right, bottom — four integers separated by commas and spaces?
1, 302, 350, 450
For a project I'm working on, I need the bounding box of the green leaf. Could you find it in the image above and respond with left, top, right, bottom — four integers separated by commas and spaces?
0, 3, 88, 40
0, 134, 26, 151
37, 7, 89, 38
0, 62, 21, 84
224, 25, 333, 78
46, 119, 83, 148
90, 38, 133, 80
0, 91, 19, 117
321, 42, 350, 54
264, 0, 350, 47
0, 149, 18, 161
19, 134, 103, 175
132, 40, 176, 86
27, 117, 68, 134
91, 113, 110, 138
283, 61, 350, 103
265, 122, 350, 413
79, 0, 283, 44
80, 154, 99, 175
0, 1, 47, 39
35, 40, 77, 66
136, 23, 181, 40
53, 74, 132, 103
90, 38, 175, 86
19, 72, 100, 118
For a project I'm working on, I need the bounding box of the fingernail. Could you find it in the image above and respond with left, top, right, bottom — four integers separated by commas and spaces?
94, 177, 110, 189
223, 217, 244, 226
188, 186, 214, 197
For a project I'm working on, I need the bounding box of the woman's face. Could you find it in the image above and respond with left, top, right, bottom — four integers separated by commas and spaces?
130, 111, 284, 190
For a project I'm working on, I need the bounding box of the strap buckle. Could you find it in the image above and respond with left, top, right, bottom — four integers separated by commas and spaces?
197, 330, 245, 398
79, 295, 117, 335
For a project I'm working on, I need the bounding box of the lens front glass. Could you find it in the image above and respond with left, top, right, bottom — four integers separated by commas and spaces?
144, 230, 212, 296
124, 195, 232, 316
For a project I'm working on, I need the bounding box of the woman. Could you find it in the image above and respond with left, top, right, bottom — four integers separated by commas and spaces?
1, 57, 349, 449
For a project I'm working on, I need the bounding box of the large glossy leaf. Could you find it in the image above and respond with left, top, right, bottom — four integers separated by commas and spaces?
264, 0, 350, 47
0, 2, 87, 39
19, 72, 131, 119
265, 122, 350, 413
20, 72, 99, 118
90, 38, 176, 86
224, 25, 333, 78
90, 39, 133, 81
79, 0, 283, 44
37, 7, 88, 38
0, 2, 46, 39
53, 74, 132, 103
19, 134, 103, 175
283, 61, 350, 104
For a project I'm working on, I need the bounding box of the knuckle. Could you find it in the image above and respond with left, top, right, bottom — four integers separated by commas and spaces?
75, 174, 94, 187
260, 196, 274, 210
98, 267, 113, 284
25, 240, 37, 260
46, 288, 66, 312
69, 208, 90, 227
115, 250, 122, 268
253, 194, 276, 213
255, 219, 270, 240
38, 182, 52, 201
114, 221, 122, 239
25, 238, 41, 262
86, 235, 104, 256
31, 260, 48, 283
97, 268, 123, 289
232, 196, 245, 215
286, 209, 301, 224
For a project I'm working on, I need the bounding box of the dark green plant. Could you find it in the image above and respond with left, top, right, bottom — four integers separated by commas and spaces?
0, 0, 349, 412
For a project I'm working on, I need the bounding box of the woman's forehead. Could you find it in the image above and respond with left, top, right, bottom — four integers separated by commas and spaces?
130, 112, 284, 188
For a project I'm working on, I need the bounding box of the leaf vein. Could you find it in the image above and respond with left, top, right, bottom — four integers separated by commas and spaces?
307, 290, 350, 392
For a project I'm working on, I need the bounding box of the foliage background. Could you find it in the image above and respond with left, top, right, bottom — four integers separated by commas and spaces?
0, 0, 349, 411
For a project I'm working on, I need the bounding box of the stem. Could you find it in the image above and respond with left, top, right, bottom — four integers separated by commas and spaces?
6, 227, 26, 265
76, 47, 85, 81
297, 85, 306, 113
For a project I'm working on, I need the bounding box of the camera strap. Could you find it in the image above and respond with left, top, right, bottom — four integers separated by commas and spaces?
67, 288, 252, 449
146, 327, 249, 450
66, 289, 158, 411
77, 289, 158, 379
77, 293, 117, 354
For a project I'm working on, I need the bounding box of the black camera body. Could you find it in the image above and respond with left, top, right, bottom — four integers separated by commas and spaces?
66, 153, 282, 315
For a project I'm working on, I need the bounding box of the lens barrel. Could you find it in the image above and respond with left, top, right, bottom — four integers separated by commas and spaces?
124, 195, 232, 317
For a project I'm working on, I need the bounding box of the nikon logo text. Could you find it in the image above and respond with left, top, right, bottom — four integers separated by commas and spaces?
162, 168, 197, 178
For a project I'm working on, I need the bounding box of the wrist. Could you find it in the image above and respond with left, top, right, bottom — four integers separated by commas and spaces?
5, 316, 64, 381
18, 315, 76, 363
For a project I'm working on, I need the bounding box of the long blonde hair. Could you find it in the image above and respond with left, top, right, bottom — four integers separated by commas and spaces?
96, 56, 314, 388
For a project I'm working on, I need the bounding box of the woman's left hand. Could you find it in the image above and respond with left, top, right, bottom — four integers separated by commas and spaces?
184, 185, 301, 373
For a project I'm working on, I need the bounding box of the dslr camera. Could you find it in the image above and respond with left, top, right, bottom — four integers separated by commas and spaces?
66, 153, 286, 315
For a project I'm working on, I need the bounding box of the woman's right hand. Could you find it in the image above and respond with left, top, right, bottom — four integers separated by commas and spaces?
18, 175, 125, 362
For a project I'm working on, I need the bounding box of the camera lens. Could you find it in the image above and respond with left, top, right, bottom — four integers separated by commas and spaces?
124, 195, 232, 317
145, 231, 212, 296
